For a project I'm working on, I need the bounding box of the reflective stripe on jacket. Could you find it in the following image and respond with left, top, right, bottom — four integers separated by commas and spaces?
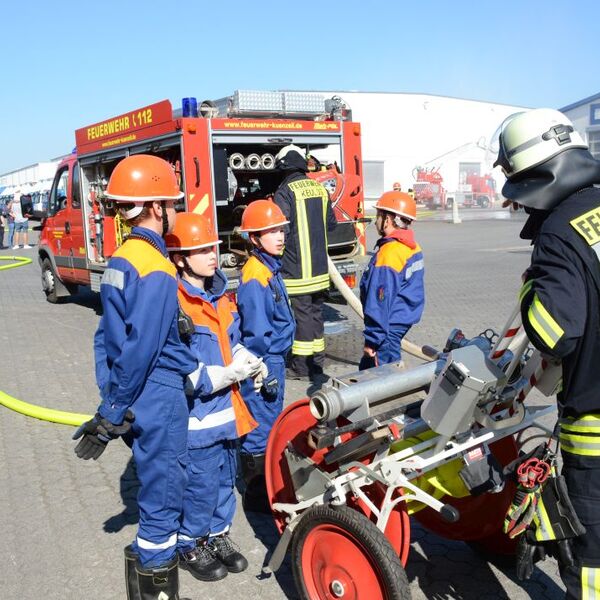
177, 272, 256, 448
559, 414, 600, 457
274, 171, 337, 295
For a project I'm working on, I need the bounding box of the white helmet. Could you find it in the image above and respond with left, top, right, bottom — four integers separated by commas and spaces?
275, 144, 305, 163
494, 109, 587, 179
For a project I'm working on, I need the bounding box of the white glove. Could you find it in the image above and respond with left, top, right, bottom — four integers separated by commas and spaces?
230, 350, 263, 380
252, 361, 269, 392
232, 344, 259, 364
204, 353, 263, 394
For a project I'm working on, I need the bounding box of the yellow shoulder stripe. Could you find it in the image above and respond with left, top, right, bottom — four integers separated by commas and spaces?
241, 256, 272, 286
375, 241, 415, 271
113, 239, 176, 279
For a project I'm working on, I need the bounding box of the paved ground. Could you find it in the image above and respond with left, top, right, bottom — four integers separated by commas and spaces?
0, 212, 566, 599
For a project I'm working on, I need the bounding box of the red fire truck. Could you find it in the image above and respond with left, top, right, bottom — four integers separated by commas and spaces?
460, 173, 497, 208
412, 166, 447, 210
38, 92, 366, 302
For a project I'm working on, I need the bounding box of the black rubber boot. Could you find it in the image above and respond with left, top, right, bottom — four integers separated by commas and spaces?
209, 532, 248, 573
179, 537, 228, 582
240, 453, 271, 514
125, 544, 140, 600
135, 555, 179, 600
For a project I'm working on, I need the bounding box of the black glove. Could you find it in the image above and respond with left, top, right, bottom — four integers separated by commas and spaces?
263, 376, 279, 399
73, 410, 135, 460
516, 531, 546, 581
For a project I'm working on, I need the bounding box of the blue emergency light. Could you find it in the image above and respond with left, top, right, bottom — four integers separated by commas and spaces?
182, 97, 198, 118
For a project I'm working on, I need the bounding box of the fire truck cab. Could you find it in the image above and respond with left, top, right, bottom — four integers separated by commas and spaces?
39, 91, 366, 302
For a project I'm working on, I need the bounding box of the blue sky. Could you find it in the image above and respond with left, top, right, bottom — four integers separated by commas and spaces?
1, 0, 598, 172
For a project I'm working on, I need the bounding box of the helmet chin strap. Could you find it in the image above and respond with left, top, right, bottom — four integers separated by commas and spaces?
161, 200, 169, 237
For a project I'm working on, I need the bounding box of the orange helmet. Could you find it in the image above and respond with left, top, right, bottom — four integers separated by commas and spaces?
106, 154, 183, 219
239, 199, 289, 233
165, 212, 221, 251
375, 191, 417, 221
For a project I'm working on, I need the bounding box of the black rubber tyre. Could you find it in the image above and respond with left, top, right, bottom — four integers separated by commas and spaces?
41, 258, 60, 304
477, 196, 490, 208
291, 505, 411, 600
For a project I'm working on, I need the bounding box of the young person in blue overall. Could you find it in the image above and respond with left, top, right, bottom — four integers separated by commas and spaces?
72, 154, 197, 600
359, 191, 425, 370
166, 212, 263, 582
236, 199, 296, 513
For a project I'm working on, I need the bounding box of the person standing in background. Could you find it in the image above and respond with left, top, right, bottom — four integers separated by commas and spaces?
273, 145, 336, 383
9, 189, 32, 249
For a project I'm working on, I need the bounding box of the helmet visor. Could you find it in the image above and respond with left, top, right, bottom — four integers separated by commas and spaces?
492, 112, 524, 176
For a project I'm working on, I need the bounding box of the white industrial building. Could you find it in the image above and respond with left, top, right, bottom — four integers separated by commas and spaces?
315, 91, 527, 204
561, 92, 600, 160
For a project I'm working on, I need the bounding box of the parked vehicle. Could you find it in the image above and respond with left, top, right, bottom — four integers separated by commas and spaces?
38, 91, 366, 302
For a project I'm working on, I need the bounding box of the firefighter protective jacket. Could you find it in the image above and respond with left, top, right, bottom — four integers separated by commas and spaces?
360, 229, 425, 351
274, 171, 337, 295
519, 187, 600, 420
94, 227, 197, 424
237, 250, 296, 368
177, 271, 257, 448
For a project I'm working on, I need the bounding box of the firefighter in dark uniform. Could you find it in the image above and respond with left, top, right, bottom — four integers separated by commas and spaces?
273, 144, 336, 381
495, 108, 600, 599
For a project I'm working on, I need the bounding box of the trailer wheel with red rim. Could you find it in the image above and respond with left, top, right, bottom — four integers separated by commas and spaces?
291, 505, 410, 600
265, 399, 410, 562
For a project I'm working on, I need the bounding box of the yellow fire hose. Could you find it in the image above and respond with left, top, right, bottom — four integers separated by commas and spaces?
0, 390, 92, 426
0, 254, 92, 426
0, 255, 32, 270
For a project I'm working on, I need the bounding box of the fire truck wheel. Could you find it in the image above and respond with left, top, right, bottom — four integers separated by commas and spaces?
291, 505, 411, 600
41, 258, 60, 304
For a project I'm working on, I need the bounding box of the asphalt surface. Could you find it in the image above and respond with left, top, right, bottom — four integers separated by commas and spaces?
0, 210, 566, 599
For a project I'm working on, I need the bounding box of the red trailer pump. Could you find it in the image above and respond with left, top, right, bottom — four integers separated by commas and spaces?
39, 92, 366, 302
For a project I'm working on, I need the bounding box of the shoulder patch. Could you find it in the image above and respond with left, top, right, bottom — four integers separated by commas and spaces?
113, 239, 176, 279
570, 206, 600, 247
241, 256, 272, 286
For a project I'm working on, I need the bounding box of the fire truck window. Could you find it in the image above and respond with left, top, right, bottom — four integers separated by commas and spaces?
72, 164, 81, 209
48, 168, 69, 216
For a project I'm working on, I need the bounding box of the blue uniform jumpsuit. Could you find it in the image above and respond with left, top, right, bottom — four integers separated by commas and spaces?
176, 271, 257, 551
519, 188, 600, 599
93, 227, 197, 568
359, 228, 425, 369
237, 250, 296, 454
